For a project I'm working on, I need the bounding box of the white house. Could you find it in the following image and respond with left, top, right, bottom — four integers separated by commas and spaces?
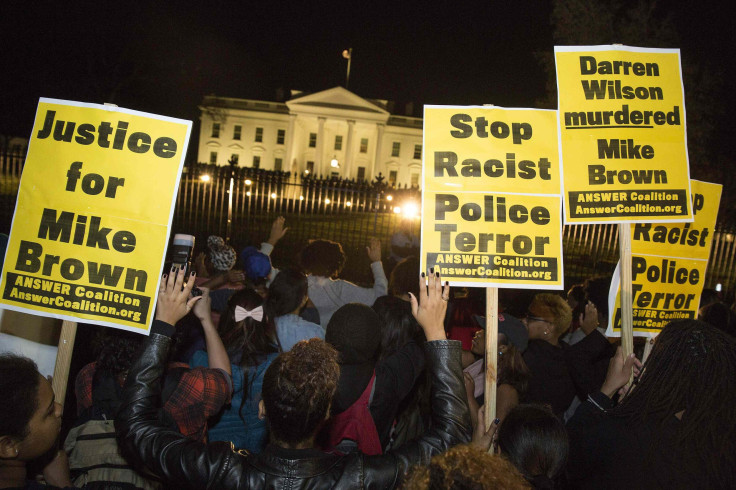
197, 87, 424, 188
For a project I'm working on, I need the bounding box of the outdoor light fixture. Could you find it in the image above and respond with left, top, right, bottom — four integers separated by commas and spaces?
200, 174, 211, 182
393, 206, 401, 214
386, 195, 393, 201
246, 191, 252, 197
346, 201, 352, 207
270, 193, 277, 198
245, 179, 252, 186
330, 155, 339, 168
304, 169, 310, 175
300, 195, 305, 200
402, 202, 419, 218
325, 198, 331, 204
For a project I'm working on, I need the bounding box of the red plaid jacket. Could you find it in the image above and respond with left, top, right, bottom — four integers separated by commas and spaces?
76, 361, 231, 443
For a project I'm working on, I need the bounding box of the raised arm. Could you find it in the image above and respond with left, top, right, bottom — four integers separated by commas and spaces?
363, 272, 472, 487
192, 287, 231, 377
116, 268, 238, 489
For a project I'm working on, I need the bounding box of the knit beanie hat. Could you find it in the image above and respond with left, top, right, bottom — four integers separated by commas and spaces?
207, 236, 236, 272
240, 246, 272, 281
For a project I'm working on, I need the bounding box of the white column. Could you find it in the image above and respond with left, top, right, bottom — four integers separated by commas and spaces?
371, 123, 385, 181
285, 113, 297, 173
344, 119, 355, 177
316, 116, 326, 177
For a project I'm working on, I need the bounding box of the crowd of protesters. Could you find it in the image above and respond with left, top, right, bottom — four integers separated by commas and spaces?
1, 218, 736, 490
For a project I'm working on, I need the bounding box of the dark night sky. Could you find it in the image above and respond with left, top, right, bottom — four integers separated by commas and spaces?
1, 1, 733, 151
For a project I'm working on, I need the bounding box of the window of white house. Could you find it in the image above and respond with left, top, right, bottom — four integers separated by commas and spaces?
413, 144, 422, 159
211, 123, 220, 138
391, 141, 400, 157
253, 155, 261, 168
277, 129, 285, 144
334, 135, 343, 150
389, 170, 398, 185
360, 138, 368, 153
233, 125, 242, 140
309, 133, 317, 148
306, 161, 315, 174
357, 167, 366, 181
255, 127, 263, 143
209, 151, 217, 164
274, 158, 283, 171
411, 173, 420, 187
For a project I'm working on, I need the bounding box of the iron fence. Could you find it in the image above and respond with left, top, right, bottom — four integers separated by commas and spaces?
1, 149, 734, 297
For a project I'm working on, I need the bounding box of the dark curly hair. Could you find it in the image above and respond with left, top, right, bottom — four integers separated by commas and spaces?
92, 328, 145, 376
0, 354, 40, 439
403, 445, 529, 489
261, 338, 339, 446
299, 239, 346, 278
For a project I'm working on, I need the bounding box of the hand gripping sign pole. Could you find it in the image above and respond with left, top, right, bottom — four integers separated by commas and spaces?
484, 288, 499, 440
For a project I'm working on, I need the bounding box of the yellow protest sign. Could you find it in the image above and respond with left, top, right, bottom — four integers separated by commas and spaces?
607, 180, 721, 337
0, 98, 191, 333
421, 106, 563, 288
555, 45, 692, 223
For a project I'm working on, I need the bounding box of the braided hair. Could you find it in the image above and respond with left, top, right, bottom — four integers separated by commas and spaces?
610, 319, 736, 486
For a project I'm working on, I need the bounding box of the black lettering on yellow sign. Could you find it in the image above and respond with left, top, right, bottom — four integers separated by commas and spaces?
36, 110, 178, 158
633, 222, 709, 247
449, 114, 532, 144
434, 152, 551, 180
631, 256, 699, 285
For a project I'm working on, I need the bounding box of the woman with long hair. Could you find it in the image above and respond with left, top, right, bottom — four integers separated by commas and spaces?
190, 287, 280, 453
567, 319, 736, 488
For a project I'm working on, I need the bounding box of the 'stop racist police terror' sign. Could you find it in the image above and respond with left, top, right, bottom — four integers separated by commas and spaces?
555, 45, 692, 224
421, 106, 563, 289
0, 98, 191, 334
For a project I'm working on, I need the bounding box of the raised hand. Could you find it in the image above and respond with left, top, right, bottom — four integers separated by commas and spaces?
155, 267, 201, 325
409, 270, 449, 341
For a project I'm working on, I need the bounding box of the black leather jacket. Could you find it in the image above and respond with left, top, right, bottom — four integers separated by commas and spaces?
116, 321, 471, 489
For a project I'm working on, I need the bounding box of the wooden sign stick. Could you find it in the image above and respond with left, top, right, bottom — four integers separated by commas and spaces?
51, 320, 77, 408
619, 224, 634, 357
484, 287, 499, 444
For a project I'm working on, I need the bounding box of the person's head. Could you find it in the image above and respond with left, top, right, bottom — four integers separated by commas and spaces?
471, 328, 485, 356
498, 343, 530, 396
0, 354, 62, 462
92, 328, 145, 376
241, 246, 272, 295
611, 320, 736, 485
525, 293, 571, 342
373, 295, 424, 362
699, 301, 736, 337
218, 287, 277, 362
299, 239, 346, 278
403, 444, 529, 489
260, 339, 339, 447
266, 268, 309, 318
389, 256, 420, 299
566, 284, 586, 309
583, 276, 611, 325
496, 404, 568, 487
205, 235, 236, 274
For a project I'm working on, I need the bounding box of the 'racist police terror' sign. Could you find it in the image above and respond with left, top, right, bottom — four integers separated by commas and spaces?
555, 45, 693, 224
0, 98, 191, 333
421, 106, 563, 289
607, 180, 721, 337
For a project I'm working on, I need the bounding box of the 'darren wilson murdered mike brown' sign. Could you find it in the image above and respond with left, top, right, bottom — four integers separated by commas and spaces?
555, 45, 693, 224
421, 106, 563, 289
0, 98, 191, 333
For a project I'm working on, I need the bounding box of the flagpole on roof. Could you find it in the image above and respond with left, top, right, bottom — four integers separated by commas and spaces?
342, 48, 352, 90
